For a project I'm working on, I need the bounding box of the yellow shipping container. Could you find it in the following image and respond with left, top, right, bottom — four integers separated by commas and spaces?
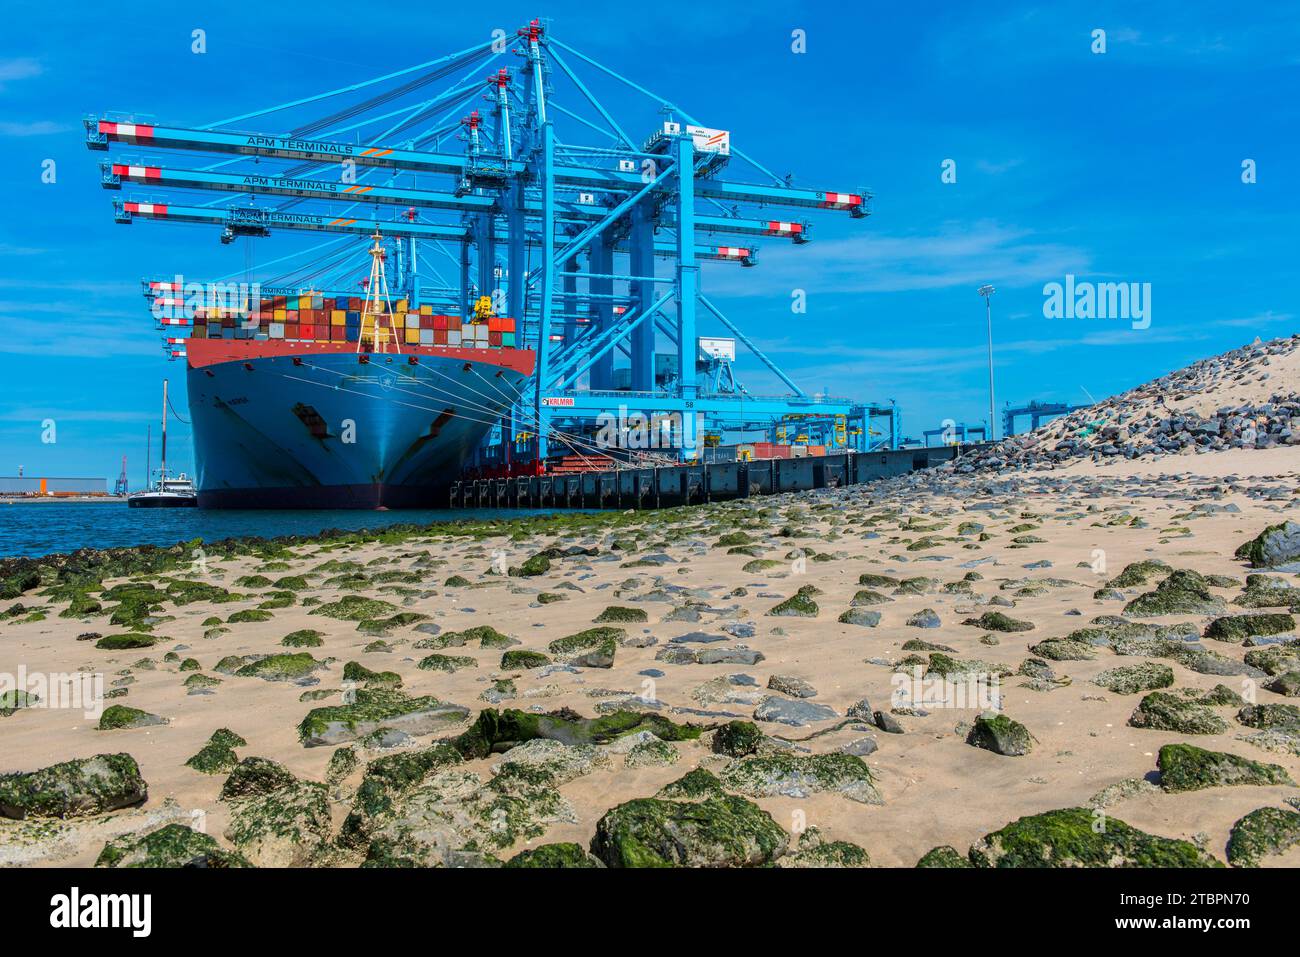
419, 304, 433, 314
331, 310, 346, 325
273, 309, 286, 321
395, 299, 408, 313
297, 296, 312, 309
404, 328, 420, 344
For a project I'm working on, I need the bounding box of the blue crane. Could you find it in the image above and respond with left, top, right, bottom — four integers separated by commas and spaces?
86, 17, 892, 465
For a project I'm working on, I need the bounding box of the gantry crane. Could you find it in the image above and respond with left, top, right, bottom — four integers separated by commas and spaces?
87, 18, 892, 465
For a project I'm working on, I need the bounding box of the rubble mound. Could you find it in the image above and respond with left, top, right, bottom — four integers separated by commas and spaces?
957, 335, 1300, 471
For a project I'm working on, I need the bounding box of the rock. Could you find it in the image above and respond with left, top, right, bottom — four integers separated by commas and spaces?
962, 611, 1034, 632
753, 696, 837, 727
547, 627, 620, 668
1204, 613, 1296, 643
1124, 570, 1226, 617
712, 720, 764, 757
1236, 521, 1300, 568
840, 737, 879, 757
501, 649, 551, 670
298, 689, 470, 747
594, 605, 648, 623
874, 711, 905, 734
1158, 743, 1294, 792
775, 827, 870, 868
766, 586, 819, 618
1226, 806, 1300, 866
916, 845, 973, 867
906, 608, 942, 629
98, 705, 168, 731
966, 714, 1032, 755
697, 647, 765, 665
720, 752, 881, 804
505, 843, 603, 868
838, 608, 881, 627
95, 823, 251, 868
591, 794, 788, 867
969, 807, 1220, 867
1128, 692, 1229, 735
1093, 662, 1175, 695
0, 753, 147, 820
452, 707, 702, 759
767, 674, 817, 698
625, 739, 680, 768
1266, 671, 1300, 697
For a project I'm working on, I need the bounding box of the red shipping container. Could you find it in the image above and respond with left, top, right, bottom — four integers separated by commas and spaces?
419, 315, 434, 329
434, 330, 448, 344
285, 324, 300, 339
433, 315, 450, 330
501, 318, 516, 332
300, 324, 314, 339
331, 325, 347, 341
489, 331, 502, 346
348, 298, 361, 310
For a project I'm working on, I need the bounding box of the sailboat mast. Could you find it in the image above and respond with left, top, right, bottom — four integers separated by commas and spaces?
160, 379, 168, 485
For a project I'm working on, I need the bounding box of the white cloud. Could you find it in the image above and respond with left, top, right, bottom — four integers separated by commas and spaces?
704, 220, 1092, 298
0, 120, 71, 137
0, 57, 41, 83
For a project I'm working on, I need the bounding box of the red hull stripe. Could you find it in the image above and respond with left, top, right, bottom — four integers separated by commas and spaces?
184, 337, 536, 376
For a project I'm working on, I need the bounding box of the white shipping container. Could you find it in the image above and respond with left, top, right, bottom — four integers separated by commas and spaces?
419, 329, 434, 345
269, 323, 285, 339
405, 313, 420, 328
447, 330, 462, 345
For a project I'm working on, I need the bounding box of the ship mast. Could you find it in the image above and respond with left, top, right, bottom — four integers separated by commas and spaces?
359, 230, 400, 355
160, 378, 168, 487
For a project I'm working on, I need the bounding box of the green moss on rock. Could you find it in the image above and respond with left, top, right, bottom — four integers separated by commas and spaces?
969, 807, 1220, 867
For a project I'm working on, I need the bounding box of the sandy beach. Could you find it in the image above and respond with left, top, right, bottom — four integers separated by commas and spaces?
2, 441, 1298, 868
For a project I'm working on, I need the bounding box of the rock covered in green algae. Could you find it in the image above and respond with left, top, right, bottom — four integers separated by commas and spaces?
417, 653, 477, 673
227, 609, 274, 623
1236, 703, 1300, 729
452, 707, 703, 759
338, 743, 463, 847
220, 761, 332, 867
95, 823, 251, 868
341, 661, 403, 690
298, 689, 469, 747
712, 720, 764, 757
916, 845, 973, 867
657, 767, 726, 801
719, 751, 881, 804
775, 827, 870, 868
1123, 569, 1226, 618
416, 624, 517, 650
1204, 613, 1296, 643
1127, 692, 1229, 735
962, 611, 1034, 632
1093, 662, 1175, 695
966, 714, 1032, 756
969, 807, 1221, 867
0, 753, 147, 820
591, 794, 788, 868
500, 649, 551, 670
1233, 574, 1300, 609
280, 628, 324, 647
1235, 521, 1300, 569
98, 705, 167, 731
185, 728, 247, 774
509, 553, 552, 577
1267, 671, 1300, 696
839, 608, 882, 627
594, 605, 648, 623
1027, 638, 1096, 660
506, 842, 604, 868
547, 626, 621, 667
309, 595, 399, 621
766, 585, 820, 618
1158, 743, 1294, 793
1226, 806, 1300, 866
94, 633, 158, 650
625, 739, 680, 768
231, 652, 325, 682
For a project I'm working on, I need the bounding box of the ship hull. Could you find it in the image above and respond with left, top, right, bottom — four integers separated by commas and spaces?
185, 340, 534, 509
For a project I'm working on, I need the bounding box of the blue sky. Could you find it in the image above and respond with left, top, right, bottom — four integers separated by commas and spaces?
1, 0, 1296, 481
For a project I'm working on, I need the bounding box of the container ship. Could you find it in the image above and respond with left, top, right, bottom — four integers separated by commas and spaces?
166, 234, 534, 509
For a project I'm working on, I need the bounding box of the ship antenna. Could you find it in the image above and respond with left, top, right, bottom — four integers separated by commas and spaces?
359, 230, 401, 355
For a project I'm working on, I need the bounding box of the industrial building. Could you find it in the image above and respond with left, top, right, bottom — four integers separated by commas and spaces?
0, 476, 108, 497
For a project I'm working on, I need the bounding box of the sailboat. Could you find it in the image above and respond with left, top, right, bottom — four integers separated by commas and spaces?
128, 379, 197, 508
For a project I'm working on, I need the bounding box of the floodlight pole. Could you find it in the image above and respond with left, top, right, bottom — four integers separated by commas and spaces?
978, 284, 996, 442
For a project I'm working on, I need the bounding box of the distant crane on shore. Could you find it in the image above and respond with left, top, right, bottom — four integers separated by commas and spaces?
114, 456, 129, 496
